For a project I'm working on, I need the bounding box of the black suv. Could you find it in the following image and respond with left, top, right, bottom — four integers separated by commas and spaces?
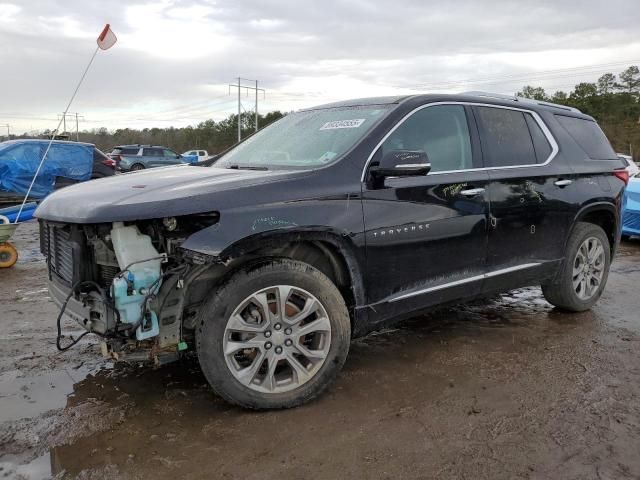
35, 92, 628, 409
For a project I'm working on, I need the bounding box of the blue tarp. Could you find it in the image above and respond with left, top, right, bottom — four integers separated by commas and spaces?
0, 140, 93, 198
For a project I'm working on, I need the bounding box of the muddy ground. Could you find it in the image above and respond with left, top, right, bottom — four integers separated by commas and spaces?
1, 221, 640, 480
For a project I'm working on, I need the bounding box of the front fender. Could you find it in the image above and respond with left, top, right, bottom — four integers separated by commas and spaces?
179, 194, 365, 258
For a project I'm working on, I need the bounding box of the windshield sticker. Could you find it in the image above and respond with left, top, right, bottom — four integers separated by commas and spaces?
319, 119, 366, 130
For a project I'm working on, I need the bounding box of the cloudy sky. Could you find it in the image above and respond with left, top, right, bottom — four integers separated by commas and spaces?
1, 0, 640, 134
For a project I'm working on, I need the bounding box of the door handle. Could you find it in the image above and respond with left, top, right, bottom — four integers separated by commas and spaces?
459, 187, 486, 197
554, 179, 572, 187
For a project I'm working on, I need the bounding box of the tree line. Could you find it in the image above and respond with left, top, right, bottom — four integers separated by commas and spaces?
35, 110, 285, 154
517, 66, 640, 160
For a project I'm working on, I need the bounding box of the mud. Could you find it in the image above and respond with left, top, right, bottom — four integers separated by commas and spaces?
1, 221, 640, 479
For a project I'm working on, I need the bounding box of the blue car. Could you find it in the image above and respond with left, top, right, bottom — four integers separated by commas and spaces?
622, 175, 640, 239
0, 139, 114, 202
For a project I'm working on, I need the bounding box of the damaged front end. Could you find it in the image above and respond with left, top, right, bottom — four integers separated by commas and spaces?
40, 213, 219, 364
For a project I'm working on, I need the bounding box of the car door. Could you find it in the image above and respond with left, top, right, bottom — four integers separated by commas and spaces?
473, 105, 576, 291
361, 103, 490, 323
141, 147, 162, 168
162, 148, 181, 166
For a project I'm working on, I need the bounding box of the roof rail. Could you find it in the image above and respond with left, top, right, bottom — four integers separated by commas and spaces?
519, 98, 582, 114
461, 90, 582, 114
462, 91, 517, 101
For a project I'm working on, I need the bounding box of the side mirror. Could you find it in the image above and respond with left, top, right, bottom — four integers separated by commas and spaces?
370, 150, 431, 179
176, 154, 181, 159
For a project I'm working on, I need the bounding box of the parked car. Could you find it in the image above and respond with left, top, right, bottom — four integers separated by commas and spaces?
182, 149, 210, 162
109, 145, 186, 171
0, 139, 114, 202
36, 92, 628, 409
618, 153, 639, 177
622, 174, 640, 240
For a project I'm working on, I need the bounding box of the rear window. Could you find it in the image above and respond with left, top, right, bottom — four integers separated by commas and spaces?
475, 107, 538, 167
143, 148, 163, 156
554, 115, 617, 160
524, 115, 552, 163
93, 148, 109, 161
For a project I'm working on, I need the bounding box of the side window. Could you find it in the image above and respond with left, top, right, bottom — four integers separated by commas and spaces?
143, 148, 161, 156
554, 115, 617, 160
475, 107, 538, 167
163, 149, 177, 157
381, 105, 473, 172
524, 114, 552, 163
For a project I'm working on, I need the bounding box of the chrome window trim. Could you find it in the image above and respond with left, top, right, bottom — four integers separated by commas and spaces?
360, 101, 559, 182
387, 263, 541, 303
394, 163, 431, 168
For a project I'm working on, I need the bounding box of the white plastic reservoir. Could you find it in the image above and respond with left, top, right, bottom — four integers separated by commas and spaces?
110, 222, 163, 284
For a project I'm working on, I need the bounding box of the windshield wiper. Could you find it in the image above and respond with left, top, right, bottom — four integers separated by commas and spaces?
227, 165, 269, 171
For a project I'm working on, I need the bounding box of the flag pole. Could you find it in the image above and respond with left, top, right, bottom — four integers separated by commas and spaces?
14, 45, 100, 223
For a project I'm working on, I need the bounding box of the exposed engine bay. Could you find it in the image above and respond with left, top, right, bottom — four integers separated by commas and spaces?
40, 214, 219, 364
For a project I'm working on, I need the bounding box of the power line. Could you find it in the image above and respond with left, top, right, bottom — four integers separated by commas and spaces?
395, 59, 640, 90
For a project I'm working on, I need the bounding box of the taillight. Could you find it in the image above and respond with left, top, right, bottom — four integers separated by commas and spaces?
102, 158, 116, 169
613, 170, 629, 186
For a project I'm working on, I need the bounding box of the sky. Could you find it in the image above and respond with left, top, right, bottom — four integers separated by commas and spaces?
1, 0, 640, 134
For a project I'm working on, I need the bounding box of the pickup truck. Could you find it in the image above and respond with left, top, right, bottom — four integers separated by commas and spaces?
35, 92, 627, 409
182, 149, 210, 163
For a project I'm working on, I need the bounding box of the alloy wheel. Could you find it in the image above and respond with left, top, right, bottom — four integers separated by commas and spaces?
572, 236, 606, 300
222, 285, 332, 393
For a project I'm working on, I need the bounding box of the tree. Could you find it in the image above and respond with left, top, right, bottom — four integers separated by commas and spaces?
616, 66, 640, 94
517, 85, 548, 101
597, 73, 616, 94
550, 91, 568, 103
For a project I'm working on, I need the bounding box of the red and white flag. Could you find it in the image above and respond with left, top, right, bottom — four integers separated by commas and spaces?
97, 24, 117, 50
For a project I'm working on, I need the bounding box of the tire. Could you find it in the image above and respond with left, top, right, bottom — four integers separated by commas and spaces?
0, 242, 18, 268
130, 163, 145, 171
542, 222, 611, 312
196, 259, 351, 409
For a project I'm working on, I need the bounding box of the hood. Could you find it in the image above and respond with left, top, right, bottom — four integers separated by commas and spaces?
35, 165, 304, 223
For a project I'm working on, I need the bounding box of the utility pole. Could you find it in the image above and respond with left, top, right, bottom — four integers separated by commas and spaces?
237, 77, 241, 143
229, 78, 265, 142
74, 112, 84, 141
0, 124, 9, 140
58, 112, 84, 140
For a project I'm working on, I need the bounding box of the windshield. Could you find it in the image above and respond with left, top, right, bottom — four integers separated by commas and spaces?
214, 105, 391, 169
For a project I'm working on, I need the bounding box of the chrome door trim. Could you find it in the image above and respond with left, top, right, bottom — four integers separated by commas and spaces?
361, 101, 560, 182
387, 263, 541, 303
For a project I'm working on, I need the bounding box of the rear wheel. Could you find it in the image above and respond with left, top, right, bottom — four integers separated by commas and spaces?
196, 259, 351, 409
130, 163, 145, 171
542, 222, 610, 311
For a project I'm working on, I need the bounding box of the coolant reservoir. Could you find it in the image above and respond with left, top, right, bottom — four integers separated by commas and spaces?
111, 222, 163, 283
110, 222, 164, 340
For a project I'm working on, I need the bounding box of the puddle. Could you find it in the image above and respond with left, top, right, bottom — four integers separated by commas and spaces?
0, 453, 50, 480
0, 365, 99, 424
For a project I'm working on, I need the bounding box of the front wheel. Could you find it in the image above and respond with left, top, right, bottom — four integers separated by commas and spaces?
130, 163, 145, 171
196, 259, 351, 409
542, 222, 611, 311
